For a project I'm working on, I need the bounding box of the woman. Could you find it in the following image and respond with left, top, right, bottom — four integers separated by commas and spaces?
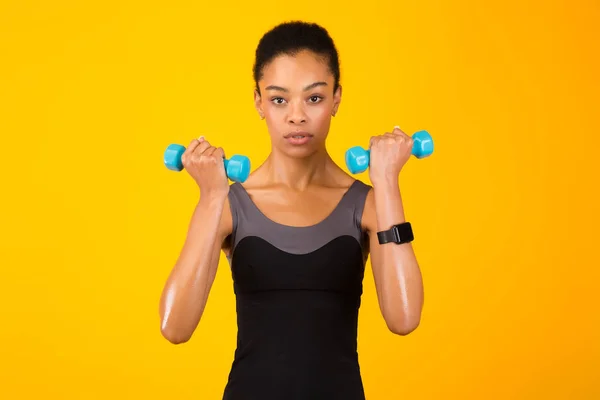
159, 20, 424, 399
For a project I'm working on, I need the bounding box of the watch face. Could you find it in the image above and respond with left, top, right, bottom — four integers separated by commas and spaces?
397, 223, 414, 242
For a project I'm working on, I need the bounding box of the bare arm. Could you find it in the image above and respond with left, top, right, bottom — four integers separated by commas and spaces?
362, 127, 426, 335
363, 183, 424, 336
158, 191, 232, 344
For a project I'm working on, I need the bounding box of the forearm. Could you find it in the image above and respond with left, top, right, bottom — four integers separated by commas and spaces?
373, 178, 424, 333
159, 192, 227, 343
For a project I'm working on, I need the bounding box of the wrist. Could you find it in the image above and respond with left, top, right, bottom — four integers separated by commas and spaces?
371, 177, 406, 230
377, 222, 414, 244
199, 189, 228, 206
371, 174, 399, 192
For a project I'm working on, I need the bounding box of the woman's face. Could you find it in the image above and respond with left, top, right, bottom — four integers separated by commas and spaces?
254, 50, 341, 158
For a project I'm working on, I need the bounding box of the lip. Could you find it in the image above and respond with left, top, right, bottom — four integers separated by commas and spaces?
284, 131, 313, 138
284, 131, 313, 146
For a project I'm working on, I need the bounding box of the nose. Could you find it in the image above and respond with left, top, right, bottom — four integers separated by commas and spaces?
287, 101, 307, 124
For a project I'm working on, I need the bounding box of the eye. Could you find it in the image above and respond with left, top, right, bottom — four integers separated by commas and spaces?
271, 97, 286, 105
308, 95, 323, 103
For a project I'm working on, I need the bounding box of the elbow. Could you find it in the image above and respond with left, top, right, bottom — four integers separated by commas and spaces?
386, 314, 422, 336
389, 321, 420, 336
159, 290, 195, 344
160, 320, 192, 345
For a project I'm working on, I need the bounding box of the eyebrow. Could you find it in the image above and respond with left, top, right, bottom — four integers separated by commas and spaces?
264, 81, 328, 92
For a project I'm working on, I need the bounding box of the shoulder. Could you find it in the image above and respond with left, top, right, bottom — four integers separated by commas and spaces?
334, 174, 374, 233
216, 184, 238, 255
357, 180, 376, 234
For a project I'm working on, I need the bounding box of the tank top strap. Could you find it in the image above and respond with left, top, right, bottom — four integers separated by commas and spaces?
227, 182, 261, 253
333, 179, 372, 231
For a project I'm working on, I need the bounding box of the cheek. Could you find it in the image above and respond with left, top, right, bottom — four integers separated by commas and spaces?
263, 104, 285, 121
309, 106, 332, 128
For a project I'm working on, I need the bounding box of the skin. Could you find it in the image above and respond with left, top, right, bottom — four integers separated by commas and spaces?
159, 49, 424, 344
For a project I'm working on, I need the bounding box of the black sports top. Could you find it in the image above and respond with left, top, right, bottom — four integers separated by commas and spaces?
221, 179, 372, 400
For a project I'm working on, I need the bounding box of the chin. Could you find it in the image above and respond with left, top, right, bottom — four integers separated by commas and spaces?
282, 146, 319, 159
277, 140, 323, 159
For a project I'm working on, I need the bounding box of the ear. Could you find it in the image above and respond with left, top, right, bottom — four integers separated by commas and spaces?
254, 89, 264, 119
332, 84, 342, 116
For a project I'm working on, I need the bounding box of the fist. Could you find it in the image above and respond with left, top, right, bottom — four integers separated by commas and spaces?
181, 137, 229, 195
368, 126, 414, 184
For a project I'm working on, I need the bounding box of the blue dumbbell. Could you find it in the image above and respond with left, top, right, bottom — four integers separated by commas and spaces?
345, 130, 434, 174
164, 144, 251, 183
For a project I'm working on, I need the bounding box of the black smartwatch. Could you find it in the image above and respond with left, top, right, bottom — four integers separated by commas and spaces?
377, 222, 414, 245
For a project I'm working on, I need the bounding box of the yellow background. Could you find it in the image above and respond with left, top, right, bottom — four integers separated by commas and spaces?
1, 0, 599, 398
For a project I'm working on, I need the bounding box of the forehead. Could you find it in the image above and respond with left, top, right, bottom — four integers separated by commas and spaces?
260, 50, 333, 88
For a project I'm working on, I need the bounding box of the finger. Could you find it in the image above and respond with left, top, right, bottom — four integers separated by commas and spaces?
384, 135, 397, 145
369, 136, 378, 148
187, 143, 212, 166
391, 130, 411, 143
392, 126, 405, 135
184, 138, 203, 155
213, 147, 226, 160
193, 140, 212, 155
181, 138, 205, 165
203, 146, 218, 157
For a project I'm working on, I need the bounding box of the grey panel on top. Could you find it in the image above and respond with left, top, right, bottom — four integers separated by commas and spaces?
226, 180, 372, 256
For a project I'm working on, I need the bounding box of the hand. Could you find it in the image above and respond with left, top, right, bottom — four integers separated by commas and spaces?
181, 137, 229, 196
368, 126, 414, 185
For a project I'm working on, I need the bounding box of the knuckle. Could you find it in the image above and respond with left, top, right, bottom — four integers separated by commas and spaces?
199, 154, 217, 165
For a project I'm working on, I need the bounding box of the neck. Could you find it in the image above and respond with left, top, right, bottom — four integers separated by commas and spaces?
263, 147, 333, 190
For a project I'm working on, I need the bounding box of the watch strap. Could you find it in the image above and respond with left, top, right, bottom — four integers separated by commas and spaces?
377, 222, 414, 244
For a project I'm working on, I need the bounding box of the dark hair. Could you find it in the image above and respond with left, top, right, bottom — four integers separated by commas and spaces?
253, 21, 341, 94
